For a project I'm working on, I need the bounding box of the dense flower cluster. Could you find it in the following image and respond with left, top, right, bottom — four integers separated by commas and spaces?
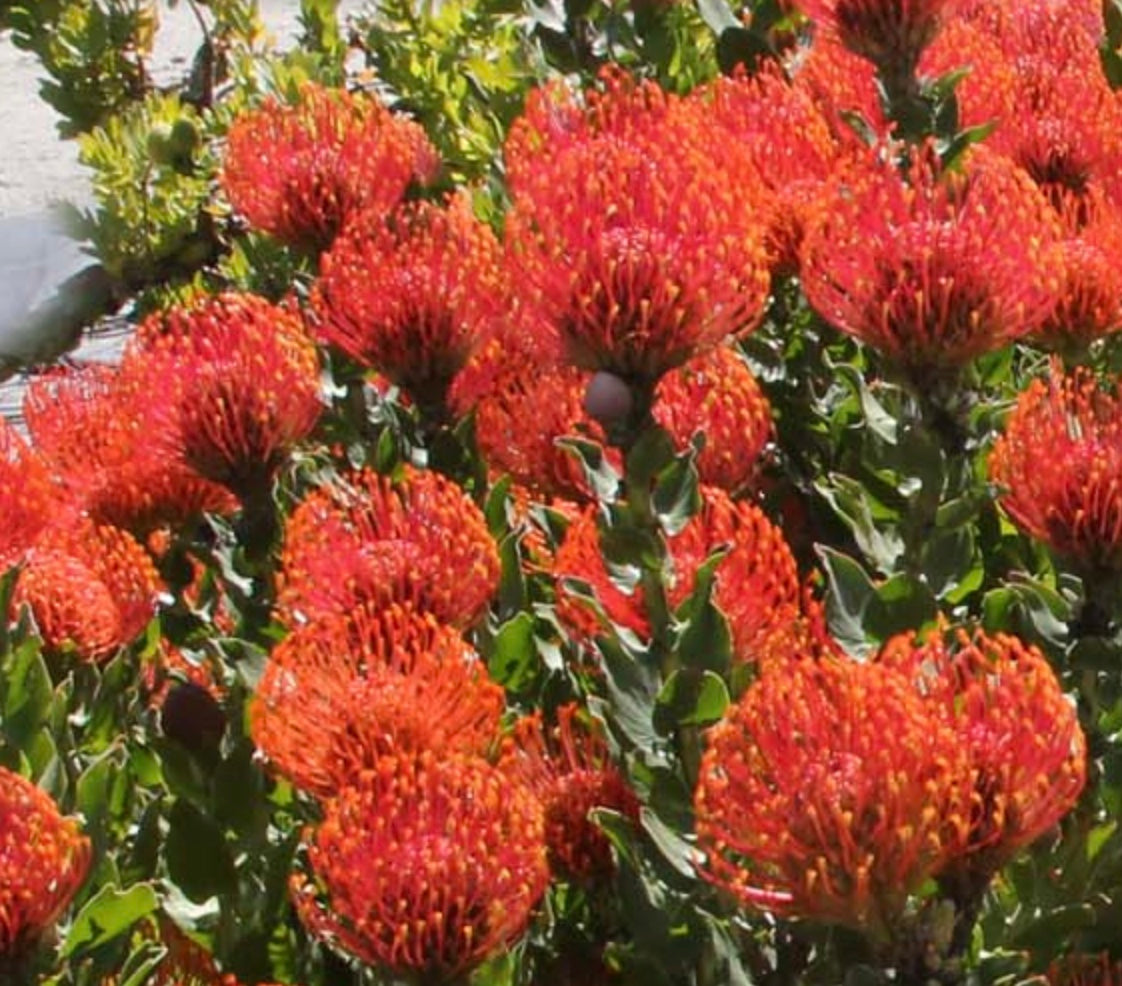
222, 83, 437, 250
0, 419, 55, 572
291, 753, 549, 979
0, 768, 90, 956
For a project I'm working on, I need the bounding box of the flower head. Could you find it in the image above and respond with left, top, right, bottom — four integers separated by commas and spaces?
989, 364, 1122, 574
291, 752, 548, 979
313, 195, 503, 411
555, 486, 800, 663
0, 768, 90, 956
800, 0, 958, 71
252, 602, 504, 797
13, 519, 161, 661
505, 72, 771, 383
695, 658, 971, 934
801, 146, 1060, 375
501, 704, 640, 883
0, 419, 56, 573
877, 624, 1086, 878
222, 83, 437, 250
124, 293, 322, 501
654, 346, 773, 494
278, 465, 499, 628
1048, 953, 1122, 986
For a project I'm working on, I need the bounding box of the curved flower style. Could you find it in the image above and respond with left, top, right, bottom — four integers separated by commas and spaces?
555, 486, 800, 663
314, 195, 504, 412
654, 346, 773, 494
505, 73, 771, 384
252, 602, 504, 797
989, 364, 1122, 574
878, 625, 1086, 880
13, 519, 161, 661
797, 0, 959, 72
0, 419, 56, 573
801, 146, 1060, 376
0, 768, 91, 957
278, 465, 500, 628
698, 67, 842, 273
501, 703, 640, 883
695, 658, 971, 935
124, 293, 322, 502
291, 752, 549, 980
222, 83, 438, 250
22, 363, 236, 536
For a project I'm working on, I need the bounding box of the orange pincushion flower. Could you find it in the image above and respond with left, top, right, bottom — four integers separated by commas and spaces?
124, 293, 322, 500
291, 752, 548, 979
278, 465, 499, 628
0, 768, 90, 956
1048, 953, 1122, 986
0, 419, 56, 573
695, 658, 971, 934
794, 37, 888, 142
505, 73, 771, 383
878, 624, 1085, 877
989, 364, 1122, 574
222, 83, 437, 250
313, 195, 503, 410
22, 363, 236, 536
252, 602, 504, 797
555, 486, 800, 663
501, 704, 640, 883
801, 146, 1060, 375
13, 519, 161, 661
654, 346, 772, 494
797, 0, 959, 70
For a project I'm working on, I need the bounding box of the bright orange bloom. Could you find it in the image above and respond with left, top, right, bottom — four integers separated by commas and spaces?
101, 918, 238, 986
278, 465, 499, 628
252, 602, 504, 797
222, 83, 438, 250
794, 37, 888, 141
989, 364, 1122, 574
878, 625, 1086, 881
695, 658, 972, 935
313, 195, 503, 411
291, 752, 549, 979
505, 72, 771, 383
801, 146, 1060, 375
501, 703, 640, 883
0, 768, 90, 956
22, 363, 236, 536
124, 293, 322, 501
0, 419, 56, 573
1048, 953, 1122, 986
796, 0, 958, 70
555, 486, 800, 663
654, 346, 772, 494
12, 519, 161, 661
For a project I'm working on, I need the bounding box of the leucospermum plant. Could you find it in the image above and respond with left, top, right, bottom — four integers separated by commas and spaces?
1, 0, 1122, 985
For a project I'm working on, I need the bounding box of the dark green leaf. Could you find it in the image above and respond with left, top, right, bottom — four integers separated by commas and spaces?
488, 612, 537, 692
62, 883, 159, 959
816, 546, 876, 656
165, 799, 237, 903
653, 669, 729, 734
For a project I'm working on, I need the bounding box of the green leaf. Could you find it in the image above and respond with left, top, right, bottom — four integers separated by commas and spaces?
598, 638, 661, 751
816, 546, 876, 656
673, 548, 732, 674
695, 0, 739, 33
1009, 903, 1096, 951
640, 806, 696, 879
488, 611, 537, 692
62, 883, 159, 959
165, 800, 237, 903
865, 574, 937, 642
3, 638, 53, 748
653, 669, 729, 734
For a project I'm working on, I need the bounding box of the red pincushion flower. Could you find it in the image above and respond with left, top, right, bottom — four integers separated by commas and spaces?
101, 917, 238, 986
290, 752, 549, 980
124, 293, 322, 501
313, 195, 503, 412
877, 625, 1086, 882
801, 146, 1060, 376
989, 364, 1122, 574
795, 37, 888, 141
277, 465, 499, 628
22, 363, 236, 537
653, 346, 773, 494
252, 602, 504, 797
797, 0, 959, 71
555, 486, 800, 663
0, 419, 56, 573
222, 83, 438, 251
1048, 953, 1122, 986
12, 519, 161, 661
501, 703, 640, 883
695, 658, 972, 935
0, 768, 90, 957
505, 73, 771, 383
